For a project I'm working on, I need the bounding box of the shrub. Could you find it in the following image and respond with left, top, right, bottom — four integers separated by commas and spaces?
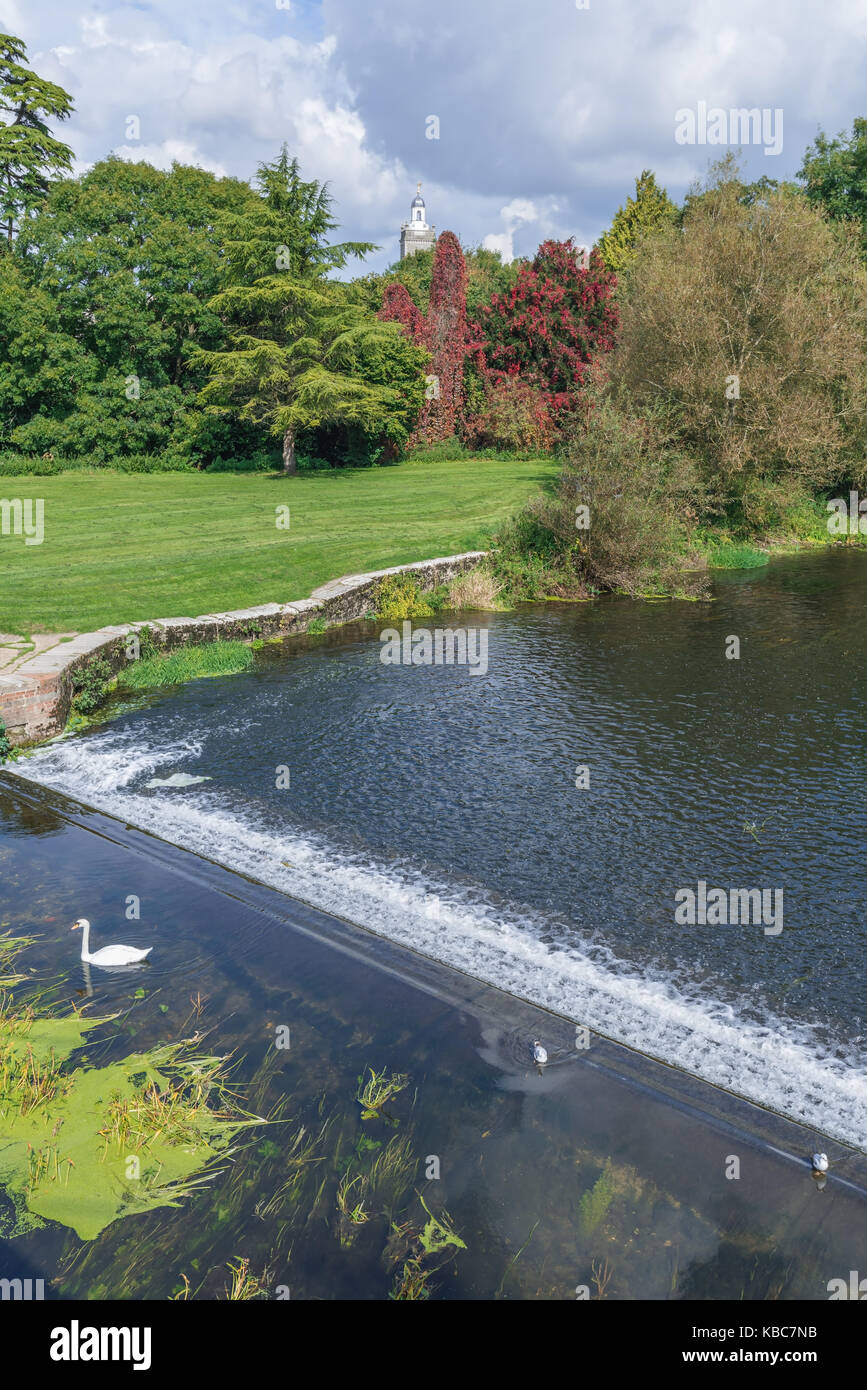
375, 574, 437, 622
0, 720, 11, 762
70, 656, 115, 714
464, 376, 556, 453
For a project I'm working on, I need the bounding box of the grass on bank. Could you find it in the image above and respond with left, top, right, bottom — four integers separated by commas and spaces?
118, 640, 253, 690
0, 457, 556, 635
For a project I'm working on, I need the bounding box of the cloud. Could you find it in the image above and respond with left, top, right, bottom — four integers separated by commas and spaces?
5, 0, 867, 271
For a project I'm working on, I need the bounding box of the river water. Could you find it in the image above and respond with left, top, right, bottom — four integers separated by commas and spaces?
11, 548, 867, 1148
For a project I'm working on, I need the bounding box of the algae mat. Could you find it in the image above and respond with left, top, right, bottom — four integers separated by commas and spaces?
0, 1006, 256, 1241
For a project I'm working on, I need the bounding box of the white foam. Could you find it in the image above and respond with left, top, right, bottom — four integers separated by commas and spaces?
13, 731, 867, 1148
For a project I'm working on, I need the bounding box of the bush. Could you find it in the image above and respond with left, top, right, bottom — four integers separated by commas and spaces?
71, 657, 115, 714
531, 395, 709, 597
464, 376, 556, 453
374, 574, 441, 622
0, 719, 11, 763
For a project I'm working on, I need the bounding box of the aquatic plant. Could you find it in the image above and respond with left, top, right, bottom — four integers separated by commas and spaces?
592, 1256, 614, 1298
0, 931, 35, 986
417, 1191, 466, 1255
356, 1066, 409, 1121
389, 1257, 432, 1300
578, 1160, 616, 1235
0, 993, 259, 1240
367, 1133, 418, 1216
306, 617, 328, 634
335, 1171, 370, 1247
117, 640, 253, 690
222, 1257, 269, 1300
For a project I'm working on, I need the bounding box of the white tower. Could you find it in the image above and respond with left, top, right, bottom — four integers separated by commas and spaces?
400, 183, 437, 259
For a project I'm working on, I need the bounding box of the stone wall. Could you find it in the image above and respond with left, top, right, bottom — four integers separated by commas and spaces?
0, 552, 486, 746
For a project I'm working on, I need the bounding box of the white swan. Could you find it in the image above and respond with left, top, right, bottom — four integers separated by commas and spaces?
812, 1152, 829, 1174
72, 918, 153, 967
533, 1040, 548, 1065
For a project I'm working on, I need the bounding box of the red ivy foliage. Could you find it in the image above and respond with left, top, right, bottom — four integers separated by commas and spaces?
468, 239, 618, 416
379, 230, 468, 444
378, 281, 427, 346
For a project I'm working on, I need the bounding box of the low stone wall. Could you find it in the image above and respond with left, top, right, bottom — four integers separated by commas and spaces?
0, 551, 486, 746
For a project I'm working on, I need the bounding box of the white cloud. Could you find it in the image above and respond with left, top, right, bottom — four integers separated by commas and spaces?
5, 0, 867, 268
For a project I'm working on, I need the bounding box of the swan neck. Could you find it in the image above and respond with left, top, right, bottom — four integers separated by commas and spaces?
80, 921, 90, 960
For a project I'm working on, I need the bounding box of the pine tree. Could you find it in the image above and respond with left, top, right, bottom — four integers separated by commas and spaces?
197, 149, 425, 472
0, 32, 74, 247
597, 170, 677, 276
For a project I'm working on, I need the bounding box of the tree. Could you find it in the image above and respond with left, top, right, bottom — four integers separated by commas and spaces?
614, 160, 867, 501
470, 239, 618, 416
597, 170, 677, 275
9, 158, 259, 461
378, 281, 426, 345
412, 231, 468, 444
799, 118, 867, 255
197, 151, 426, 472
0, 32, 74, 246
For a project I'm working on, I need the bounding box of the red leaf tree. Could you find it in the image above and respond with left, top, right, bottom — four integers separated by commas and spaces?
378, 281, 427, 346
379, 230, 468, 444
469, 239, 618, 417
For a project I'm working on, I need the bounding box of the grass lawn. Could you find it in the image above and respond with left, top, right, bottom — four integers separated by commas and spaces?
0, 458, 556, 635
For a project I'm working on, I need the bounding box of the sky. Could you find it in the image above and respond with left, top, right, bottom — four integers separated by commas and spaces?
3, 0, 867, 273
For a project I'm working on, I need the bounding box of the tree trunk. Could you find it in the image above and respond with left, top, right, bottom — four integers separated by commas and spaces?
282, 426, 298, 475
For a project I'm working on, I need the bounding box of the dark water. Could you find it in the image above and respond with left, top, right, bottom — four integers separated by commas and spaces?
10, 549, 867, 1144
1, 782, 866, 1300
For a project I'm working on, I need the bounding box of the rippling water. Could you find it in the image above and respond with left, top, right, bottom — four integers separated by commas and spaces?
13, 549, 867, 1145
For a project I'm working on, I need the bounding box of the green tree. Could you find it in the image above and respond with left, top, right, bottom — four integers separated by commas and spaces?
0, 32, 74, 246
197, 151, 427, 472
597, 170, 677, 276
799, 118, 867, 255
9, 157, 260, 461
614, 160, 867, 502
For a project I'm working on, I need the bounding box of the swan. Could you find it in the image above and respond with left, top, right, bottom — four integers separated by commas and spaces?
533, 1040, 548, 1066
811, 1152, 829, 1174
72, 918, 153, 967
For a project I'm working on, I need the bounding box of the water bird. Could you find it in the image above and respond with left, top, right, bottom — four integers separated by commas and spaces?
811, 1152, 829, 1174
533, 1040, 548, 1066
71, 918, 153, 967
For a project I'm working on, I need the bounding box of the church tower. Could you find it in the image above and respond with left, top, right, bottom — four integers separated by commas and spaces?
400, 183, 436, 259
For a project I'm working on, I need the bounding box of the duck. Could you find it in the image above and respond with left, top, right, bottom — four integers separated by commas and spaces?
533, 1040, 548, 1066
811, 1152, 829, 1175
71, 918, 153, 967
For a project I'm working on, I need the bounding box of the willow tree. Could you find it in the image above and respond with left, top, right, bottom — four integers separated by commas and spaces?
197, 148, 423, 472
0, 33, 74, 247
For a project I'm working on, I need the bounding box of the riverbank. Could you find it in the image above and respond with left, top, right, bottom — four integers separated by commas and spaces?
1, 772, 864, 1300
0, 549, 485, 744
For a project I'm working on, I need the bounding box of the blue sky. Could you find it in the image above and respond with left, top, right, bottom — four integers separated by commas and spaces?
3, 0, 866, 273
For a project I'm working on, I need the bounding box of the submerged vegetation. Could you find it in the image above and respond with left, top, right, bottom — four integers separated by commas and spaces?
0, 989, 256, 1240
